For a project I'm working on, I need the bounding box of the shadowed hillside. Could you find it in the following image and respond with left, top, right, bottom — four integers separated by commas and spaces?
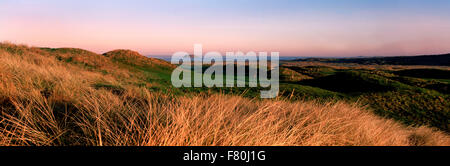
393, 69, 450, 79
279, 63, 450, 131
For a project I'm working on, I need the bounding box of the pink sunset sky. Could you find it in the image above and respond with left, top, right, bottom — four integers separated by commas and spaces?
1, 0, 450, 57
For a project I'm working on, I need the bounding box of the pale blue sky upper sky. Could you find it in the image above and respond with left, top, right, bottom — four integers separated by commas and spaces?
1, 0, 449, 56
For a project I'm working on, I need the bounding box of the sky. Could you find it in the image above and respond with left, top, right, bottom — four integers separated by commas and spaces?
1, 0, 450, 57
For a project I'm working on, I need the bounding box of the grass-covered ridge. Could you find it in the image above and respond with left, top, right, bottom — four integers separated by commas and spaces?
0, 42, 448, 146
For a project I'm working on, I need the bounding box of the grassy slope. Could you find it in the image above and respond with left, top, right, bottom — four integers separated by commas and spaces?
0, 42, 448, 146
280, 65, 450, 131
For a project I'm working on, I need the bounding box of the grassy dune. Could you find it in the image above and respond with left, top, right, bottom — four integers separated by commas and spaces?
0, 42, 449, 146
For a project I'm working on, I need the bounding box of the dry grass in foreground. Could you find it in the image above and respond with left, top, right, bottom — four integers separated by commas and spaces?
0, 43, 449, 146
1, 91, 449, 146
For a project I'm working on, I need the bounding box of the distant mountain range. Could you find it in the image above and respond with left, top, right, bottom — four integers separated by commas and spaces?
294, 53, 450, 66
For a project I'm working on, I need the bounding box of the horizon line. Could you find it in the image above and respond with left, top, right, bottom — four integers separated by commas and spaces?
3, 41, 450, 58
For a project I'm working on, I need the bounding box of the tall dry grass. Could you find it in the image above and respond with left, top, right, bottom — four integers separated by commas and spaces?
0, 43, 449, 146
